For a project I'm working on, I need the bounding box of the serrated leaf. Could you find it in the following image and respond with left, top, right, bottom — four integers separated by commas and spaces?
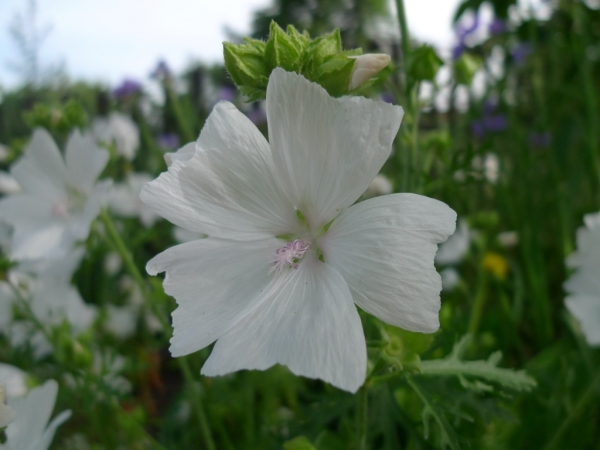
407, 376, 463, 450
420, 335, 537, 392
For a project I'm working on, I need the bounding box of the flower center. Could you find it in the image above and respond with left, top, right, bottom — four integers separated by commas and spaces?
270, 239, 311, 274
51, 187, 86, 219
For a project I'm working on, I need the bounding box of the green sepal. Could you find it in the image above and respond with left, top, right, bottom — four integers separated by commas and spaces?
408, 44, 444, 82
312, 54, 356, 97
265, 21, 302, 71
223, 41, 269, 89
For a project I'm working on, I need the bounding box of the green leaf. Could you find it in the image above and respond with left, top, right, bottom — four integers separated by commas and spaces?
407, 45, 444, 82
283, 436, 316, 450
454, 52, 482, 85
419, 335, 537, 392
407, 376, 463, 450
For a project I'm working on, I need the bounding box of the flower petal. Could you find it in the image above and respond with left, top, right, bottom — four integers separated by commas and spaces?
565, 295, 600, 346
201, 254, 366, 393
147, 237, 282, 356
320, 193, 457, 333
266, 68, 404, 229
142, 101, 300, 240
65, 130, 109, 193
10, 129, 67, 200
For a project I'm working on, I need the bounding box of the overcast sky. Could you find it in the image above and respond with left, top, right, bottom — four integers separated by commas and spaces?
0, 0, 543, 89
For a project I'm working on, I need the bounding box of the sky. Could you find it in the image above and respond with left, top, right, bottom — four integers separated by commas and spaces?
0, 0, 531, 89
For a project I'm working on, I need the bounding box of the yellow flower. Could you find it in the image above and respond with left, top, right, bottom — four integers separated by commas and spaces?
482, 252, 509, 279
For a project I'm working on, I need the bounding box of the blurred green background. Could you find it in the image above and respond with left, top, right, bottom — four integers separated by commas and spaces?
1, 0, 600, 449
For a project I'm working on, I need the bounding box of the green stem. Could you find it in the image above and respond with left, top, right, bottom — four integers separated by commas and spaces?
356, 385, 369, 450
178, 357, 216, 450
395, 0, 412, 88
99, 209, 170, 332
467, 268, 489, 336
544, 369, 600, 450
100, 209, 215, 450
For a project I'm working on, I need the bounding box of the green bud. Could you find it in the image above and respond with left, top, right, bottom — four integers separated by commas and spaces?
223, 41, 269, 90
265, 22, 302, 72
223, 22, 389, 101
454, 52, 482, 85
407, 44, 444, 82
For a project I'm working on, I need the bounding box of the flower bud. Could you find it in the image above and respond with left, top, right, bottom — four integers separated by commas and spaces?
348, 54, 391, 90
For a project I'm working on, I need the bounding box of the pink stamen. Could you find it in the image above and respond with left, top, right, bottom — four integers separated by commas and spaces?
270, 239, 311, 273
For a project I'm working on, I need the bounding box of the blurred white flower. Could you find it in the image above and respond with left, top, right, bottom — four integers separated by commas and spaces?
0, 144, 10, 162
108, 173, 159, 227
436, 219, 470, 266
564, 211, 600, 346
364, 174, 393, 198
0, 384, 16, 428
103, 251, 122, 275
0, 247, 88, 351
0, 363, 27, 398
0, 129, 109, 261
0, 172, 20, 194
92, 112, 140, 161
473, 153, 500, 184
142, 69, 456, 392
497, 230, 519, 247
440, 267, 460, 291
1, 380, 71, 450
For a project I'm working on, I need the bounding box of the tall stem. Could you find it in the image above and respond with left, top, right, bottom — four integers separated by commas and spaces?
179, 357, 217, 450
544, 369, 600, 450
99, 209, 216, 450
356, 385, 369, 450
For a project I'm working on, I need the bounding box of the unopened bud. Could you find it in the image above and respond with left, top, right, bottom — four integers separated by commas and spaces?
348, 54, 391, 90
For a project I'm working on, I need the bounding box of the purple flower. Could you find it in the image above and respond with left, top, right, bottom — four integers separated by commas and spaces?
488, 18, 507, 35
113, 79, 141, 99
246, 102, 266, 125
452, 42, 466, 61
471, 99, 507, 138
381, 92, 395, 104
158, 133, 180, 150
484, 114, 507, 131
217, 86, 236, 103
471, 120, 486, 138
151, 60, 172, 79
529, 131, 551, 148
512, 43, 532, 65
456, 14, 480, 41
452, 13, 479, 61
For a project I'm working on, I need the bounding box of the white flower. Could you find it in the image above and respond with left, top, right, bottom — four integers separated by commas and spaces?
173, 226, 206, 244
0, 129, 109, 261
364, 174, 393, 198
1, 380, 71, 450
0, 384, 16, 429
142, 69, 456, 392
564, 211, 600, 346
92, 112, 140, 160
348, 54, 391, 90
0, 364, 27, 398
108, 173, 160, 227
440, 267, 460, 291
435, 219, 470, 266
0, 172, 20, 194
